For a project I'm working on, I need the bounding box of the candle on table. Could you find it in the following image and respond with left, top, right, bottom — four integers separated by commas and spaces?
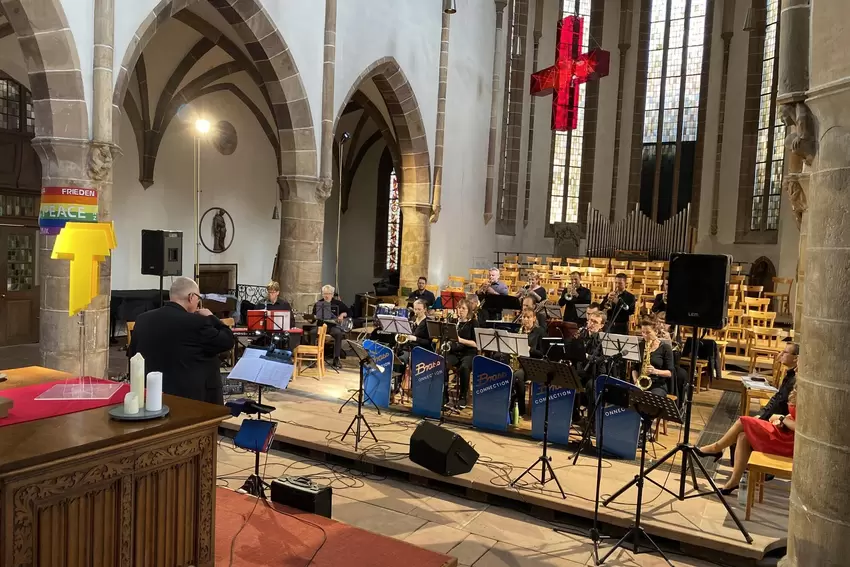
145, 371, 163, 412
123, 392, 139, 414
130, 352, 145, 407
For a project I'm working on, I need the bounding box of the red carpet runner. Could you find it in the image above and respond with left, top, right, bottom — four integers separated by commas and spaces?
0, 379, 128, 428
216, 488, 457, 567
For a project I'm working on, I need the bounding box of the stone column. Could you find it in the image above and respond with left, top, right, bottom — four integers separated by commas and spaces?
522, 0, 542, 228
278, 176, 323, 312
484, 0, 508, 224
608, 0, 633, 222
709, 0, 735, 236
399, 201, 431, 292
430, 11, 452, 224
319, 0, 337, 192
780, 1, 850, 564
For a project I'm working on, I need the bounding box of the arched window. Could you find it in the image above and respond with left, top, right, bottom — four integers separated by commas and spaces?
633, 0, 709, 222
547, 0, 594, 227
0, 76, 34, 134
386, 169, 401, 271
749, 0, 783, 232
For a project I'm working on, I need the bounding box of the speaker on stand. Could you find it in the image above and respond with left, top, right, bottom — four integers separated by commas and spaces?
141, 230, 183, 307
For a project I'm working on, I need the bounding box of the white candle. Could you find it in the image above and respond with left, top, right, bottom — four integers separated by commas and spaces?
130, 353, 145, 407
145, 371, 163, 412
123, 392, 139, 414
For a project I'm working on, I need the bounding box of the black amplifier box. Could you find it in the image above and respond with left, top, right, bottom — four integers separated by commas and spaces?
270, 476, 332, 518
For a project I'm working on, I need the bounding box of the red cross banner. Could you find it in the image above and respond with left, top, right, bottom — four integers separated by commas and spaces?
530, 16, 610, 131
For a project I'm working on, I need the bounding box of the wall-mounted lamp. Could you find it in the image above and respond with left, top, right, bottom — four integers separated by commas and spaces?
443, 0, 457, 14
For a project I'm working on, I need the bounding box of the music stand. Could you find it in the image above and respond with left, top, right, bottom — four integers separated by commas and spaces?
543, 304, 563, 320
575, 304, 590, 320
376, 315, 412, 336
602, 325, 753, 545
480, 294, 522, 325
598, 389, 683, 565
339, 340, 381, 450
440, 290, 465, 311
511, 358, 581, 499
474, 328, 529, 358
426, 320, 460, 411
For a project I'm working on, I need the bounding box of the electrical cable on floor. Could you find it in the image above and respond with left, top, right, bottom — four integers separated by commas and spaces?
227, 448, 270, 567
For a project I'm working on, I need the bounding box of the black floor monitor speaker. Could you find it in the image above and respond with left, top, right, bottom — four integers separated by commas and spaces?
666, 253, 730, 329
409, 421, 479, 477
141, 229, 183, 277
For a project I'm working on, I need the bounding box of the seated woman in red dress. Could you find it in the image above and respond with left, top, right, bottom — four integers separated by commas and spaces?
695, 387, 797, 494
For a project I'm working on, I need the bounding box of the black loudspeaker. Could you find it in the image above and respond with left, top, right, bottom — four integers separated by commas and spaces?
409, 421, 479, 476
141, 229, 183, 276
666, 253, 730, 329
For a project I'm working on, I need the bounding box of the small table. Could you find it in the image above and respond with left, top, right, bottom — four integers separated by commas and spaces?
746, 451, 793, 520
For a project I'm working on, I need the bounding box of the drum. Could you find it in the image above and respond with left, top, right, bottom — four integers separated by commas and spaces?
376, 303, 395, 316
392, 307, 410, 319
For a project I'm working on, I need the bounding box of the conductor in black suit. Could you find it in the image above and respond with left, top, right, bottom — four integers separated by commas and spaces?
128, 277, 235, 405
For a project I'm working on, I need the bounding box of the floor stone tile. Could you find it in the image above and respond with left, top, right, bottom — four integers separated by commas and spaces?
473, 542, 586, 566
331, 494, 428, 540
409, 491, 489, 529
448, 533, 497, 566
403, 521, 469, 554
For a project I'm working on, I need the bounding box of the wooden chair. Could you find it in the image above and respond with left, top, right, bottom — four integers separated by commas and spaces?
503, 255, 520, 264
525, 256, 541, 265
647, 261, 665, 271
727, 295, 739, 309
765, 277, 793, 314
591, 258, 610, 270
546, 257, 562, 268
742, 285, 764, 299
724, 308, 746, 355
631, 261, 648, 271
294, 324, 327, 379
746, 452, 793, 520
611, 260, 629, 271
746, 327, 783, 374
126, 321, 135, 348
730, 274, 747, 286
743, 310, 776, 329
742, 297, 771, 313
447, 275, 465, 291
565, 257, 584, 268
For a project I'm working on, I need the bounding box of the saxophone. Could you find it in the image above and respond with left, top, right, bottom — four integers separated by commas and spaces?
637, 340, 653, 391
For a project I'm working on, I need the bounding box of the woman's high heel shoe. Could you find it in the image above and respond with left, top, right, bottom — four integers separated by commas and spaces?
720, 485, 739, 496
694, 446, 723, 462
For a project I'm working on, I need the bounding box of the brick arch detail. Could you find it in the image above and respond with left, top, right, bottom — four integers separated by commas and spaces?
335, 57, 431, 289
113, 0, 316, 181
1, 0, 89, 140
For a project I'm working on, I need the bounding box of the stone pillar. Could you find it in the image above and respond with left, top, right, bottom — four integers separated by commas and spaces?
430, 11, 452, 224
780, 1, 850, 564
36, 139, 111, 376
709, 0, 735, 236
278, 176, 323, 312
608, 0, 633, 222
484, 0, 508, 224
399, 202, 431, 292
319, 0, 337, 190
522, 0, 542, 229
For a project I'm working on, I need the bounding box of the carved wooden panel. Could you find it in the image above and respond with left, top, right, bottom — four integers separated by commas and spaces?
0, 428, 217, 567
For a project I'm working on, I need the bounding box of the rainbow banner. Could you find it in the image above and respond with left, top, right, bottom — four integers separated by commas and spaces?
39, 186, 99, 235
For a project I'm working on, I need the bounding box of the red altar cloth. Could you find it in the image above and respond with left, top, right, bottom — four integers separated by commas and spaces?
0, 378, 128, 428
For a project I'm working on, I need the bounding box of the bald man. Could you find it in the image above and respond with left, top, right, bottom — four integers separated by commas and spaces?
129, 277, 234, 404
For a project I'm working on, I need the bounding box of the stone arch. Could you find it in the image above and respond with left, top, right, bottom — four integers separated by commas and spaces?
750, 256, 777, 292
1, 0, 89, 140
113, 0, 317, 182
335, 57, 431, 289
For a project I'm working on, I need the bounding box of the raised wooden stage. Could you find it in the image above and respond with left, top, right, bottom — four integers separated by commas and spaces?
0, 367, 230, 567
221, 368, 790, 564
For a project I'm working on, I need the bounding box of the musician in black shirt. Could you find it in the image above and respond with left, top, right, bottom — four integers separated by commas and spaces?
511, 309, 545, 419
521, 295, 548, 329
578, 311, 607, 420
444, 299, 478, 408
521, 272, 548, 303
651, 284, 667, 314
559, 271, 592, 324
601, 273, 636, 335
311, 285, 350, 369
408, 276, 436, 307
633, 318, 675, 397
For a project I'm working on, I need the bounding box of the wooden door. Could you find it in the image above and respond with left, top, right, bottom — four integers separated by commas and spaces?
0, 226, 38, 345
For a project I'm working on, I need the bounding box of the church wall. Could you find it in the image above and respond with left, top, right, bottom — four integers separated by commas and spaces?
111, 87, 280, 291
0, 35, 29, 87
55, 0, 94, 130
428, 0, 498, 284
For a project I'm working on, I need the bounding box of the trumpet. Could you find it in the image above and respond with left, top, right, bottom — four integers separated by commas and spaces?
478, 281, 492, 295
637, 339, 653, 391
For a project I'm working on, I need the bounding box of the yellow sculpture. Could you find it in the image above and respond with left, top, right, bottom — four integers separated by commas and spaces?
51, 222, 117, 315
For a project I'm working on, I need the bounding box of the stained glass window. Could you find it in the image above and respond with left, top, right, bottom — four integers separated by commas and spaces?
638, 0, 707, 222
750, 0, 784, 231
386, 169, 401, 271
548, 0, 592, 225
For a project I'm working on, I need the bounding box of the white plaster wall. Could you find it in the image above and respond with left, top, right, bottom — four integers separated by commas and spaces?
428, 0, 497, 284
112, 89, 280, 290
55, 0, 94, 131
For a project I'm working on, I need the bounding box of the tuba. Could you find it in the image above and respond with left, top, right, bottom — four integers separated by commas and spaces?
637, 340, 653, 391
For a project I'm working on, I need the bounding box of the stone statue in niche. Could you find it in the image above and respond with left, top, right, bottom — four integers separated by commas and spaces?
212, 208, 227, 253
780, 101, 817, 231
212, 121, 238, 156
552, 223, 580, 257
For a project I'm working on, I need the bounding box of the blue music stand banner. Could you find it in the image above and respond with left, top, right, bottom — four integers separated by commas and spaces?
594, 375, 641, 460
531, 384, 575, 446
411, 347, 444, 419
471, 356, 512, 432
362, 340, 393, 408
